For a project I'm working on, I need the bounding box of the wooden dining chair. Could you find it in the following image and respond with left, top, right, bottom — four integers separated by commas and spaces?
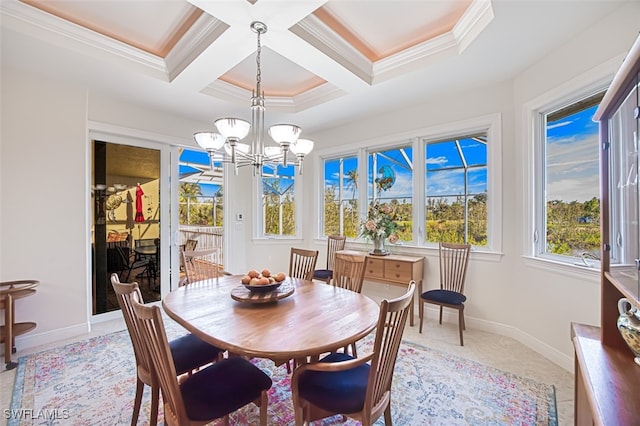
291, 281, 416, 426
181, 248, 221, 285
289, 247, 319, 281
332, 252, 367, 293
129, 294, 272, 426
313, 234, 346, 283
110, 274, 224, 425
419, 242, 471, 346
330, 251, 367, 356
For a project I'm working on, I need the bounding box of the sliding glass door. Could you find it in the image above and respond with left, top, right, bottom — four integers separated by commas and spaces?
90, 132, 177, 316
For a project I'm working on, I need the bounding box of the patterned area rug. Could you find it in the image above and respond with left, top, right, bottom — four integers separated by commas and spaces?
9, 322, 557, 425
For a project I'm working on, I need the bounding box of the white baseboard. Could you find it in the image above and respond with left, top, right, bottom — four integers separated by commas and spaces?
2, 323, 90, 357
422, 306, 573, 372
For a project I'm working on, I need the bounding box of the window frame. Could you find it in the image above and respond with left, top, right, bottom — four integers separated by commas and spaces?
252, 162, 305, 240
314, 113, 502, 255
523, 68, 613, 269
321, 153, 360, 238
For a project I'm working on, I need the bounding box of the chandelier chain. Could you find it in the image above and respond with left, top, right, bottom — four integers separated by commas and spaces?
256, 29, 262, 94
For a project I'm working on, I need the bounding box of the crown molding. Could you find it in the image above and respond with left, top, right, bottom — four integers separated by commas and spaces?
290, 14, 373, 85
373, 0, 494, 82
165, 14, 229, 82
1, 0, 167, 80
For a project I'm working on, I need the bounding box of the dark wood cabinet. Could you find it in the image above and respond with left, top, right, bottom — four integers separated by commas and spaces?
572, 35, 640, 426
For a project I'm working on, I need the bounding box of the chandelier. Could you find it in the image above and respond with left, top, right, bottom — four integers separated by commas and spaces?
194, 21, 314, 175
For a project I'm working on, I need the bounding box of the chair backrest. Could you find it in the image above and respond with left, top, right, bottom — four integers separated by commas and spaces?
439, 242, 471, 294
325, 235, 347, 270
136, 238, 156, 249
365, 281, 415, 418
130, 295, 189, 424
289, 247, 319, 281
332, 252, 366, 293
109, 274, 154, 381
182, 248, 220, 284
184, 239, 198, 252
115, 245, 132, 268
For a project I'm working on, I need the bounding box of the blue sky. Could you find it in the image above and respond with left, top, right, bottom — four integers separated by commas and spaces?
186, 106, 599, 204
324, 137, 488, 203
179, 149, 220, 197
546, 105, 600, 202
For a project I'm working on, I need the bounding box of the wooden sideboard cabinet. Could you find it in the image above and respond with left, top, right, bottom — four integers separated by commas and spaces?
572, 34, 640, 426
338, 250, 424, 326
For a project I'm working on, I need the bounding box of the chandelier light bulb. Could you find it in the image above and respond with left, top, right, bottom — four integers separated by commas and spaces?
291, 138, 314, 156
214, 118, 251, 141
194, 132, 225, 151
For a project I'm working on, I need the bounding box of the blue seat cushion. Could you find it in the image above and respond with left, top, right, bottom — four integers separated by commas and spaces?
169, 333, 224, 376
313, 269, 333, 280
421, 289, 466, 305
298, 352, 370, 414
180, 356, 272, 421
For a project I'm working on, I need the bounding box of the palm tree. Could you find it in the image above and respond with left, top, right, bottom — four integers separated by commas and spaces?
345, 168, 358, 200
179, 183, 203, 224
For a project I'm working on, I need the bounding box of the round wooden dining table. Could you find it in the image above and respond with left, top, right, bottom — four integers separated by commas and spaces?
162, 275, 380, 364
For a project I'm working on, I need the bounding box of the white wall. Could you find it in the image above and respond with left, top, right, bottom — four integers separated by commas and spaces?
1, 2, 639, 369
1, 68, 90, 344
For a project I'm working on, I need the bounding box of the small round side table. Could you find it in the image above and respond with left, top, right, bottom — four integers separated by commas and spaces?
1, 280, 39, 370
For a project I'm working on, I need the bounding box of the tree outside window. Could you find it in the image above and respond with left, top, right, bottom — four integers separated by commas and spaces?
541, 92, 603, 260
323, 156, 359, 237
367, 146, 413, 242
262, 163, 295, 236
425, 134, 487, 245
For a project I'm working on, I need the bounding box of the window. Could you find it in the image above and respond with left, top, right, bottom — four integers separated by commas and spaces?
178, 149, 224, 226
323, 156, 359, 237
534, 91, 604, 264
317, 114, 501, 253
368, 146, 413, 242
262, 163, 295, 236
425, 133, 487, 245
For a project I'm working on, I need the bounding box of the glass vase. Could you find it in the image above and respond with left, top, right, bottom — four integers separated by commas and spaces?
370, 237, 389, 256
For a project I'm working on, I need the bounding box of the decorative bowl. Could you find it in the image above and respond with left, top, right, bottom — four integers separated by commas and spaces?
243, 282, 282, 293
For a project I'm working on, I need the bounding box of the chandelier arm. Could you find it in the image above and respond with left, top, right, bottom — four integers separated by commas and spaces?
196, 21, 312, 175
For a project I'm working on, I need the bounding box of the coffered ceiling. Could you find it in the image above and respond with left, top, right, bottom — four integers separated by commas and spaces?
0, 0, 632, 134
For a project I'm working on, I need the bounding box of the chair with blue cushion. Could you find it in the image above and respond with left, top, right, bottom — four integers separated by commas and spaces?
130, 292, 272, 426
419, 242, 471, 346
291, 281, 415, 426
313, 235, 346, 283
110, 274, 225, 425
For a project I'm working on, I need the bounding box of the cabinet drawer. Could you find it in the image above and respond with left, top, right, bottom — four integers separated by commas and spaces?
384, 261, 413, 282
365, 258, 385, 278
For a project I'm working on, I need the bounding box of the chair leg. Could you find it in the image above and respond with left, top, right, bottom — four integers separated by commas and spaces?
150, 383, 160, 425
458, 308, 465, 346
130, 377, 144, 426
418, 299, 424, 333
438, 306, 443, 324
384, 403, 393, 425
259, 390, 268, 426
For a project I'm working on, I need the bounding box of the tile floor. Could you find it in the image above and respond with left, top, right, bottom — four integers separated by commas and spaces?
0, 290, 574, 425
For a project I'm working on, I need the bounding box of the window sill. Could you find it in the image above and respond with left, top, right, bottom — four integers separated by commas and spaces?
340, 241, 504, 262
522, 255, 600, 282
252, 236, 304, 244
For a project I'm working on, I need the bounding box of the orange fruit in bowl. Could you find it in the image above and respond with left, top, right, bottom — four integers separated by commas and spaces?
241, 275, 251, 284
258, 277, 270, 285
261, 268, 271, 278
248, 270, 259, 278
275, 272, 286, 282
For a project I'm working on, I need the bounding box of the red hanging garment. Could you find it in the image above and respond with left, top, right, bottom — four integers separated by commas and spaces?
134, 184, 145, 223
